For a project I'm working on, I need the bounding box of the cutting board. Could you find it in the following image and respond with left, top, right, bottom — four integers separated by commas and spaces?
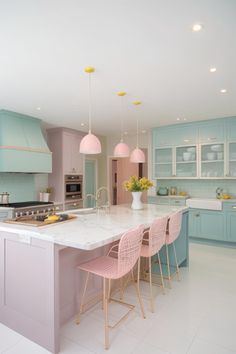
4, 214, 77, 227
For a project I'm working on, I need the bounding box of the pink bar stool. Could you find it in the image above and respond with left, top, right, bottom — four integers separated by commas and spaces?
76, 224, 146, 350
140, 216, 169, 312
165, 211, 182, 288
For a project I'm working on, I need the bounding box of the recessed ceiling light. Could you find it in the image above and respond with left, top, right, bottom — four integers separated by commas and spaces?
80, 122, 85, 127
220, 89, 227, 93
176, 117, 180, 121
192, 23, 203, 32
141, 129, 147, 134
36, 107, 41, 111
124, 131, 128, 135
209, 67, 216, 73
183, 118, 187, 121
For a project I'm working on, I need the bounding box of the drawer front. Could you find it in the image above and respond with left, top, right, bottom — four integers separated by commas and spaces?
223, 203, 236, 212
169, 199, 186, 206
147, 197, 169, 205
0, 211, 11, 221
65, 200, 83, 210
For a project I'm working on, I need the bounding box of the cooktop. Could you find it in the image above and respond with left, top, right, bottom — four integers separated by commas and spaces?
0, 201, 54, 208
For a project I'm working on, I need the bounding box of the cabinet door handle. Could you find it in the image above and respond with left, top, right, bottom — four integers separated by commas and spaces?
232, 206, 236, 209
195, 213, 200, 217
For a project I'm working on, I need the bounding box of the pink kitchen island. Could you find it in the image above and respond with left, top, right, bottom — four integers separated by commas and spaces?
0, 204, 188, 353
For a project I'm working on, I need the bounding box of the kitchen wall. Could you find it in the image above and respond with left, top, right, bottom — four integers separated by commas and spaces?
0, 173, 48, 202
155, 179, 236, 198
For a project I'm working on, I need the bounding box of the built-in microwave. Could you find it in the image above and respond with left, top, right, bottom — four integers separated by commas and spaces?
65, 175, 83, 200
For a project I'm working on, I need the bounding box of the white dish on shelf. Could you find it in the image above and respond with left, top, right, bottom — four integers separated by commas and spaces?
183, 152, 192, 161
211, 145, 222, 152
206, 152, 216, 160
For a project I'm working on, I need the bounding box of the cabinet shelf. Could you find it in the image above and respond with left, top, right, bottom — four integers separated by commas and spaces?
176, 161, 196, 164
154, 162, 172, 165
201, 160, 224, 163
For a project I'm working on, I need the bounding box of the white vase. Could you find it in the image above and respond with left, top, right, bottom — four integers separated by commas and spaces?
131, 191, 143, 210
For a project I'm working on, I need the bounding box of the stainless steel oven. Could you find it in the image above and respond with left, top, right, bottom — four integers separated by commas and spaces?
65, 175, 83, 200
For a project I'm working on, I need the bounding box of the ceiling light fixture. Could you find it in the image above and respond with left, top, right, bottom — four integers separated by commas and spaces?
113, 91, 130, 157
192, 23, 203, 32
209, 67, 216, 73
79, 67, 101, 154
220, 89, 227, 93
130, 101, 145, 163
36, 107, 41, 111
177, 117, 180, 121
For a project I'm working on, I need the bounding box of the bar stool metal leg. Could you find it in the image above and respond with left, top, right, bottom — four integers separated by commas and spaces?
76, 271, 90, 324
157, 252, 165, 294
173, 242, 180, 281
165, 244, 172, 289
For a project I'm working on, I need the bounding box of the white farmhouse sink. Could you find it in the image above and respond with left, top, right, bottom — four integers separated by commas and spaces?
186, 198, 222, 211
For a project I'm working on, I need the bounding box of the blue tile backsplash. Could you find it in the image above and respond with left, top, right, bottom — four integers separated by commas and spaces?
156, 179, 236, 198
0, 173, 48, 202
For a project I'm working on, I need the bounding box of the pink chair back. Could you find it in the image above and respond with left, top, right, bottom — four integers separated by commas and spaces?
166, 211, 182, 245
148, 216, 169, 257
117, 224, 144, 278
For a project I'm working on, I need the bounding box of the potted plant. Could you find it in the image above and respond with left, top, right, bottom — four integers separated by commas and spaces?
123, 176, 153, 210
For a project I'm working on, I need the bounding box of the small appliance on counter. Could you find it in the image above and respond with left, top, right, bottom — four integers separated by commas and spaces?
169, 186, 177, 195
157, 187, 169, 196
0, 192, 10, 204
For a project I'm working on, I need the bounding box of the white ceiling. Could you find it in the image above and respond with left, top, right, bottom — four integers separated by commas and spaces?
0, 0, 236, 136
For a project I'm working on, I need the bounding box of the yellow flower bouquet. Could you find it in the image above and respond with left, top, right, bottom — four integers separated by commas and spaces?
123, 176, 153, 192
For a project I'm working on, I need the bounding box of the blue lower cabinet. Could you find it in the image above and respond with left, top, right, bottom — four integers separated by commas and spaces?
226, 212, 236, 242
188, 209, 225, 241
152, 211, 189, 277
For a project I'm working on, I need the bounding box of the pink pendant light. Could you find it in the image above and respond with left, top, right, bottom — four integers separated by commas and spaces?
130, 101, 145, 163
113, 91, 130, 157
79, 67, 101, 154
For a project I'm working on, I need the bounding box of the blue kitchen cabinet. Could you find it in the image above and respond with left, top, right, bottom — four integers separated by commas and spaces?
188, 208, 225, 241
226, 118, 236, 141
153, 127, 175, 147
152, 211, 189, 277
174, 126, 197, 146
148, 196, 187, 206
153, 147, 173, 178
223, 202, 236, 242
198, 121, 225, 143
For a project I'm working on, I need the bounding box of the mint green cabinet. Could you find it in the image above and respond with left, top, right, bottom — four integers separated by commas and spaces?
200, 143, 225, 178
153, 128, 175, 147
148, 196, 186, 206
226, 118, 236, 141
153, 147, 173, 178
223, 202, 236, 242
198, 122, 225, 143
176, 145, 197, 177
188, 209, 225, 241
174, 126, 197, 145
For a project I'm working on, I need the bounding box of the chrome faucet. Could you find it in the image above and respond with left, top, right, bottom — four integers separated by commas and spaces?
216, 187, 223, 199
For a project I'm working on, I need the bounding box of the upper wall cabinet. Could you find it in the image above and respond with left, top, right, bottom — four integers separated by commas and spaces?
152, 117, 236, 179
153, 125, 197, 147
226, 118, 236, 141
63, 132, 84, 174
153, 128, 175, 147
198, 122, 225, 143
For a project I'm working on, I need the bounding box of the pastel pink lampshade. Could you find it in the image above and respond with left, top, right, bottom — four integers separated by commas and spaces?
130, 148, 145, 163
113, 142, 130, 157
79, 133, 101, 154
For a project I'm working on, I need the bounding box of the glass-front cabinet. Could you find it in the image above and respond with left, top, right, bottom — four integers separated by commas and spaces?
175, 145, 197, 178
153, 147, 173, 178
228, 142, 236, 178
200, 143, 224, 178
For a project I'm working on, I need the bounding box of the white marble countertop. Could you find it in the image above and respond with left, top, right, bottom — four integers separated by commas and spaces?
0, 204, 188, 250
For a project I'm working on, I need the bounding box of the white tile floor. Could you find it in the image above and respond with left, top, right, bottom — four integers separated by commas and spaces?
1, 242, 236, 354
